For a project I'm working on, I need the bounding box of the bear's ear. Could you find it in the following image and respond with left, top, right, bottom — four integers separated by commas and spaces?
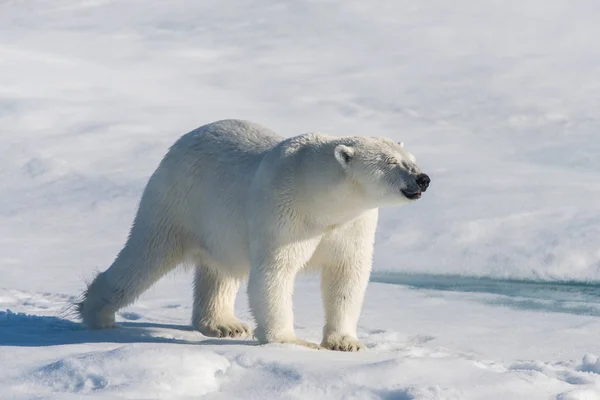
398, 141, 404, 148
334, 144, 355, 166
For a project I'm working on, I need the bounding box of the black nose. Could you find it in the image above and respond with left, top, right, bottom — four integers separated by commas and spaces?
416, 173, 430, 191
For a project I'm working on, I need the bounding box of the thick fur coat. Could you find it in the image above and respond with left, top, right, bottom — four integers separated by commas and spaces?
78, 119, 430, 351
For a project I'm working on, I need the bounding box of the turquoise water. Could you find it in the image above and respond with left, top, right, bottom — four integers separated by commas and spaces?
371, 272, 600, 316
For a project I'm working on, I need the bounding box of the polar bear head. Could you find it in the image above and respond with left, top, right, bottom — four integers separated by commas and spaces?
333, 137, 430, 206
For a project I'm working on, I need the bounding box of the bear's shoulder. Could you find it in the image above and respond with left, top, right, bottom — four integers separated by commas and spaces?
278, 132, 335, 156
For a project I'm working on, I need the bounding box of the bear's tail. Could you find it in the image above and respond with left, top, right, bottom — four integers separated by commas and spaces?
59, 277, 91, 322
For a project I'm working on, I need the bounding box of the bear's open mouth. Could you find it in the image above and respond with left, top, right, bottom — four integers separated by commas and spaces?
401, 190, 422, 200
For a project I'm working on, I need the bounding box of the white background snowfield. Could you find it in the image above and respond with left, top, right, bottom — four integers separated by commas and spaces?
1, 0, 600, 399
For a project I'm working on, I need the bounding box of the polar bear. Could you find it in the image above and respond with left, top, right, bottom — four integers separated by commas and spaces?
77, 119, 430, 351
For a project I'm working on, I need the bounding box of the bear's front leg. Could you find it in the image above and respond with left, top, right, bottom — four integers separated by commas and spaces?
248, 239, 322, 349
318, 210, 378, 352
320, 262, 370, 351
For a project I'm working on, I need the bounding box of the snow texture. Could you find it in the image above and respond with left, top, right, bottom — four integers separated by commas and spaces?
1, 0, 600, 399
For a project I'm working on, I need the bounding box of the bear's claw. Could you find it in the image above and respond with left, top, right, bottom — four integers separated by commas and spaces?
195, 319, 252, 338
322, 335, 365, 352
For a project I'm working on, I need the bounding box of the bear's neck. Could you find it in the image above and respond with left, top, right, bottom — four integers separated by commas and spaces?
306, 181, 376, 228
291, 142, 375, 228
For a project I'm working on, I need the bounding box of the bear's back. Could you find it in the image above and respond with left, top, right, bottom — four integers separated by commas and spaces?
177, 119, 283, 159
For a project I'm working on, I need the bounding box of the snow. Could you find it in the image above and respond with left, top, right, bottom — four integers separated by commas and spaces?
1, 0, 599, 399
2, 280, 600, 399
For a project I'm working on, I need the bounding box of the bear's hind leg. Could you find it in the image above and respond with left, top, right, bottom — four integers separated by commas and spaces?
192, 264, 251, 338
78, 225, 184, 329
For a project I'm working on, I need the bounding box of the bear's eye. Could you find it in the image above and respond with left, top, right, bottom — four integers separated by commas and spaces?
386, 159, 399, 165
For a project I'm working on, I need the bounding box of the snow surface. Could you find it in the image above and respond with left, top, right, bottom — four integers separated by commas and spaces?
1, 0, 600, 399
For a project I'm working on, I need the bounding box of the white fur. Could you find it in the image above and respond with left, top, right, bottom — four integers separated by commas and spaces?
78, 119, 426, 351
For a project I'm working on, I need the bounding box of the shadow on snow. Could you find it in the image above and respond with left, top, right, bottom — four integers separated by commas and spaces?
0, 311, 256, 347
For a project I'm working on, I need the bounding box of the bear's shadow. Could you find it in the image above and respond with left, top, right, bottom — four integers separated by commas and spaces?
0, 311, 256, 347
